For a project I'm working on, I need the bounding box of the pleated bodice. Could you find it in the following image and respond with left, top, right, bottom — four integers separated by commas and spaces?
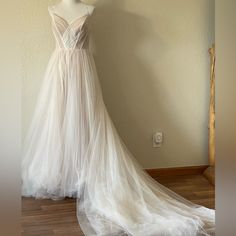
48, 7, 90, 51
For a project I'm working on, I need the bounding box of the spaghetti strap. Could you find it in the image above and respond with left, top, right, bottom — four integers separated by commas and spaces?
85, 5, 90, 16
48, 5, 55, 16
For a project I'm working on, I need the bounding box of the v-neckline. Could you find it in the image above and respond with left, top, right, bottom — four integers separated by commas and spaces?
51, 12, 90, 26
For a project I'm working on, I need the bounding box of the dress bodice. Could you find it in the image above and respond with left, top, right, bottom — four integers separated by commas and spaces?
48, 6, 91, 51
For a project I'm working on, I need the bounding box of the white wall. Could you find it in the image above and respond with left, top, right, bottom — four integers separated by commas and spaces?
21, 0, 215, 168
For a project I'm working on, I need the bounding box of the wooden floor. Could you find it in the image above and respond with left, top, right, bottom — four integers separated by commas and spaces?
22, 174, 215, 236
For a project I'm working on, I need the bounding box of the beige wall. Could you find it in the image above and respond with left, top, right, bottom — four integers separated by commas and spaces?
22, 0, 214, 168
215, 1, 236, 234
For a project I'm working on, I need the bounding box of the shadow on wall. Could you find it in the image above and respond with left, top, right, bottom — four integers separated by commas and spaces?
90, 0, 208, 168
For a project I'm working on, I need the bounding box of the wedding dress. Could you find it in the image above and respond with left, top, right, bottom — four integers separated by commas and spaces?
22, 5, 215, 236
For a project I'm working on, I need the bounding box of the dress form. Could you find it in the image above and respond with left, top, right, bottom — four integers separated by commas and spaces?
51, 0, 95, 23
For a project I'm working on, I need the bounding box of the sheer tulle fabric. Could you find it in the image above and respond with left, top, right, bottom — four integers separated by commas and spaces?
22, 6, 215, 236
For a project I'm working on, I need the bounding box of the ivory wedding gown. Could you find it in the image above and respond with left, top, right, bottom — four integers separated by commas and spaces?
22, 6, 215, 236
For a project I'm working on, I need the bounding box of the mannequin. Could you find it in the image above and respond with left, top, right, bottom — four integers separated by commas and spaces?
50, 0, 95, 23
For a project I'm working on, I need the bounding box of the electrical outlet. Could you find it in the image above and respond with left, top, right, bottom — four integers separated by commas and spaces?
153, 132, 163, 148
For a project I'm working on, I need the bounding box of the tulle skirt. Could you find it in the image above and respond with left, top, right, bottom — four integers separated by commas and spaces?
22, 49, 215, 236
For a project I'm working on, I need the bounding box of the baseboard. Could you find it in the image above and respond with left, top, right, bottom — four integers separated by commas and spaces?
145, 165, 209, 178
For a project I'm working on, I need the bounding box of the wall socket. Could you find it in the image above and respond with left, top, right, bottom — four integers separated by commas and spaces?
153, 132, 163, 148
